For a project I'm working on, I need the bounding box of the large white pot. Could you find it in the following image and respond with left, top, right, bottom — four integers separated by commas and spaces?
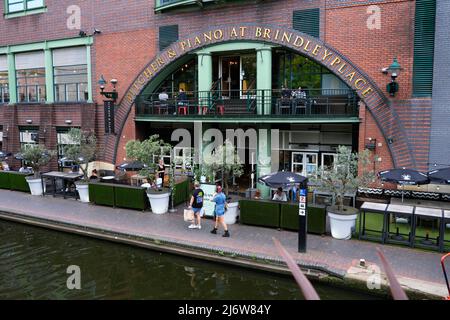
26, 177, 44, 196
76, 183, 90, 203
224, 202, 239, 225
327, 206, 358, 240
147, 190, 171, 214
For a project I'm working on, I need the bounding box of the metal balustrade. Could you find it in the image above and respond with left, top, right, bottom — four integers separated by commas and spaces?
135, 88, 359, 119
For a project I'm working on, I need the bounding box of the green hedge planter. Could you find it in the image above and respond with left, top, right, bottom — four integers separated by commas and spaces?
239, 199, 280, 228
173, 179, 190, 206
280, 203, 326, 234
8, 172, 31, 193
114, 185, 149, 211
89, 183, 115, 207
0, 172, 11, 190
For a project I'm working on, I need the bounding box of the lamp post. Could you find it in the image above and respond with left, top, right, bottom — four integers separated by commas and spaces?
98, 75, 118, 103
386, 57, 402, 97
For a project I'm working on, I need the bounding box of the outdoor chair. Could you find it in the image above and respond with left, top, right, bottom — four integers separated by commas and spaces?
293, 98, 308, 115
177, 105, 188, 115
277, 98, 291, 115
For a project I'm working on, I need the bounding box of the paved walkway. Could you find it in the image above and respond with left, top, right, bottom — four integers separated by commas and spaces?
0, 190, 448, 297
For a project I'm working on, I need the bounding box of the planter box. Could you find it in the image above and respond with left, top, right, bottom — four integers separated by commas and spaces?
0, 171, 11, 190
89, 183, 115, 207
173, 179, 190, 206
8, 172, 31, 192
239, 199, 280, 228
114, 185, 149, 211
280, 203, 326, 234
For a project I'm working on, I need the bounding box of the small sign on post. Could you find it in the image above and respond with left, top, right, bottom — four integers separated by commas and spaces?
104, 100, 115, 134
298, 180, 308, 253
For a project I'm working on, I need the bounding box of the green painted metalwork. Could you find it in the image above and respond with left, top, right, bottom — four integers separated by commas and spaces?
86, 45, 93, 103
44, 49, 54, 103
4, 0, 47, 19
7, 53, 17, 104
256, 48, 272, 115
413, 0, 436, 97
154, 0, 201, 12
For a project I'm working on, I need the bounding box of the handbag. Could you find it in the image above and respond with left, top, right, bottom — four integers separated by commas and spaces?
183, 208, 194, 222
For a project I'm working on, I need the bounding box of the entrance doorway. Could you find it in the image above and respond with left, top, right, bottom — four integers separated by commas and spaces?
218, 54, 256, 99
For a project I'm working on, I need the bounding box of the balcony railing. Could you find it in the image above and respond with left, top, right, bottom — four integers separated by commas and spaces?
155, 0, 202, 12
135, 89, 359, 120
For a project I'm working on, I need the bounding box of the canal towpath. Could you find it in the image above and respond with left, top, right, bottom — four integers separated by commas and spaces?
0, 190, 447, 299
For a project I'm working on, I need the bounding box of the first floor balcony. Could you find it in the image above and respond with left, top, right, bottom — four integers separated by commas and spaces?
135, 89, 360, 123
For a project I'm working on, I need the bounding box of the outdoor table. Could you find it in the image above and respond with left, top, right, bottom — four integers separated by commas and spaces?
101, 176, 115, 182
385, 204, 415, 246
41, 171, 83, 200
359, 202, 388, 243
411, 206, 444, 251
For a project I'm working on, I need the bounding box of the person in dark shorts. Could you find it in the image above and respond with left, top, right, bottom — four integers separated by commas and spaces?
188, 182, 204, 229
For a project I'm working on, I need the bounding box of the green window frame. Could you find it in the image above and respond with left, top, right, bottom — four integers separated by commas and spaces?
4, 0, 46, 18
159, 25, 179, 51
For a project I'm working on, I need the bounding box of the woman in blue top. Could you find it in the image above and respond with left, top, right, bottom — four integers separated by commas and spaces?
210, 185, 230, 237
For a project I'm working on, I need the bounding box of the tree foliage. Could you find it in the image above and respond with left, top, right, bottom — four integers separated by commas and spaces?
21, 145, 56, 178
125, 135, 171, 183
64, 128, 97, 181
312, 146, 374, 211
202, 140, 244, 195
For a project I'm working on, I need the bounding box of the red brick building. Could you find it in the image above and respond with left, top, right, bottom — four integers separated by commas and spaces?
0, 0, 438, 194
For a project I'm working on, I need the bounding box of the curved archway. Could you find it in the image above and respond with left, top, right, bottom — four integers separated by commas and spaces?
106, 24, 415, 169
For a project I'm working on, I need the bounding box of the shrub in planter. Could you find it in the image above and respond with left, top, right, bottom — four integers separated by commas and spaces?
126, 135, 172, 214
64, 128, 97, 203
21, 145, 55, 196
311, 146, 375, 240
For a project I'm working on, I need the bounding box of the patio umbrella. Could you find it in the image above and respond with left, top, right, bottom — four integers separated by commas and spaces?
116, 161, 148, 171
258, 171, 307, 189
0, 151, 12, 159
378, 168, 430, 202
428, 167, 450, 184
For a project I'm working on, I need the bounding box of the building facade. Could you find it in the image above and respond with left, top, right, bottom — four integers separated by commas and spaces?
0, 0, 441, 193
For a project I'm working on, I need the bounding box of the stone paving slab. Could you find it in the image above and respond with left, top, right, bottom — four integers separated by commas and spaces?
0, 190, 448, 294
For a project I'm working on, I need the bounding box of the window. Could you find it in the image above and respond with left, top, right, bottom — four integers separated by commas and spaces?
57, 128, 77, 168
6, 0, 45, 13
293, 8, 320, 38
159, 25, 179, 51
19, 127, 39, 150
0, 56, 9, 104
53, 47, 88, 102
15, 51, 46, 103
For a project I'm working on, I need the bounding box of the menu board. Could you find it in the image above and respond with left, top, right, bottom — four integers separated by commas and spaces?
200, 183, 217, 217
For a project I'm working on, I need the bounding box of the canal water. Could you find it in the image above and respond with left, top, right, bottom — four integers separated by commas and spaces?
0, 220, 378, 300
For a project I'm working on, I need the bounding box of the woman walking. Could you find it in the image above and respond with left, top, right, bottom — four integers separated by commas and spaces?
210, 185, 230, 237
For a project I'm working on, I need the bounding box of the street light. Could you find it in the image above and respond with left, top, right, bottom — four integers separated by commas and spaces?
385, 57, 402, 97
98, 75, 118, 102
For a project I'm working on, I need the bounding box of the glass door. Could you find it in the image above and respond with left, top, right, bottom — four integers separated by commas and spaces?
291, 152, 304, 174
321, 153, 337, 172
219, 56, 240, 99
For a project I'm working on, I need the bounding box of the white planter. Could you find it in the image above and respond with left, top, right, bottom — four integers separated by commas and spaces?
327, 206, 358, 240
26, 177, 44, 196
76, 184, 90, 203
147, 191, 171, 214
224, 202, 239, 225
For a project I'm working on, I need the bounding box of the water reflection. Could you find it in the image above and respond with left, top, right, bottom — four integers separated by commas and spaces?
0, 221, 377, 300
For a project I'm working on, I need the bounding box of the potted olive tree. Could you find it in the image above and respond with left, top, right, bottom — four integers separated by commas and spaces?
21, 145, 56, 196
202, 140, 244, 224
64, 128, 97, 203
126, 135, 172, 214
312, 146, 374, 240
